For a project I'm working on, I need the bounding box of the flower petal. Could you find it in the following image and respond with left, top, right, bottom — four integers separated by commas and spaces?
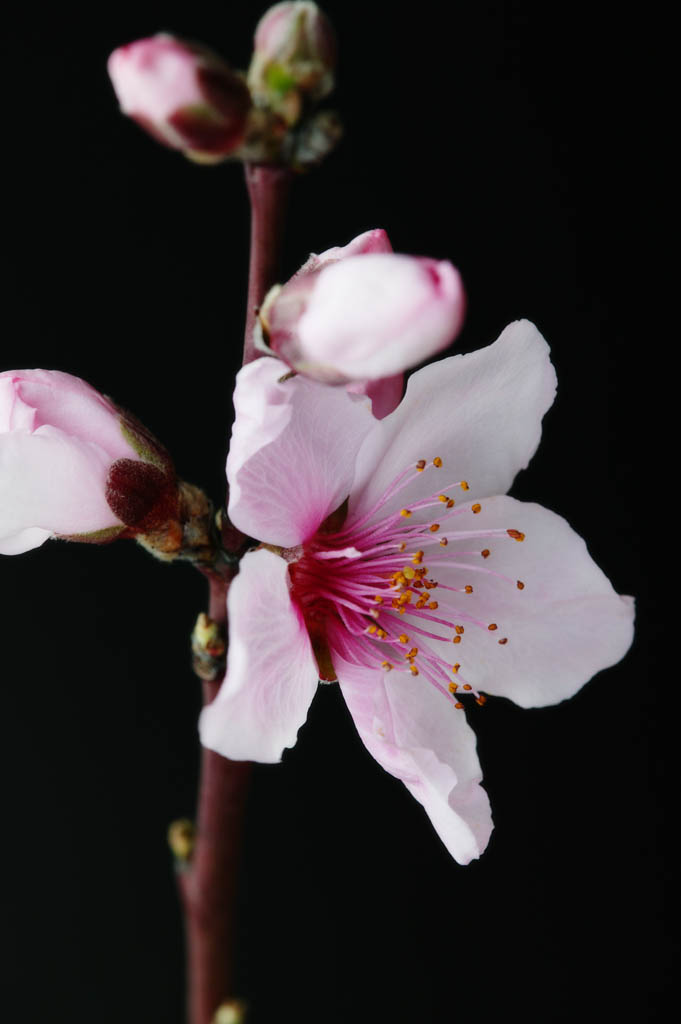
199, 548, 319, 763
335, 655, 493, 864
0, 427, 122, 554
348, 320, 557, 520
427, 495, 635, 707
227, 356, 375, 546
345, 373, 404, 420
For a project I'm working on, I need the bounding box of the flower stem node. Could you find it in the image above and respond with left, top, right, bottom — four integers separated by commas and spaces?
192, 612, 227, 681
213, 1001, 248, 1024
168, 818, 196, 865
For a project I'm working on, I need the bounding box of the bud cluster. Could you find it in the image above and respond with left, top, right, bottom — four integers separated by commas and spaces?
108, 3, 338, 166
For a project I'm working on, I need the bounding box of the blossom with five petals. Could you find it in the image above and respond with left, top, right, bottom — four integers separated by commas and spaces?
200, 320, 634, 863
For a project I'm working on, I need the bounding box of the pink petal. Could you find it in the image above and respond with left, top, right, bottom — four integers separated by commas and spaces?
199, 549, 319, 763
0, 427, 122, 553
307, 228, 393, 270
296, 254, 465, 380
348, 320, 557, 521
345, 373, 404, 420
227, 356, 375, 546
335, 655, 493, 864
1, 370, 134, 460
427, 495, 635, 707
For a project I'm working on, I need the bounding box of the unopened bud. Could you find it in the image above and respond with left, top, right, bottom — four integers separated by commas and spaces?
108, 34, 251, 160
260, 230, 465, 384
248, 2, 336, 123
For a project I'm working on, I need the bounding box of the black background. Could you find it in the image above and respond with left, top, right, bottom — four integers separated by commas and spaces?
2, 2, 669, 1023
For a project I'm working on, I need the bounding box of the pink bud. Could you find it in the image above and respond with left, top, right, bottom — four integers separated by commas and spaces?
248, 2, 336, 115
262, 230, 466, 384
0, 370, 175, 555
108, 34, 251, 158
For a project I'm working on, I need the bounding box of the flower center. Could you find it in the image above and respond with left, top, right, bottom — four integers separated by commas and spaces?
290, 458, 526, 707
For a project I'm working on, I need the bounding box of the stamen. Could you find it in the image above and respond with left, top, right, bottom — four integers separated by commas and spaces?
472, 503, 482, 514
433, 457, 443, 467
507, 529, 525, 541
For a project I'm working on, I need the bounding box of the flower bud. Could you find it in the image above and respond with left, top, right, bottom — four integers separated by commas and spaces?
259, 229, 466, 384
108, 34, 251, 160
248, 2, 336, 122
0, 370, 176, 555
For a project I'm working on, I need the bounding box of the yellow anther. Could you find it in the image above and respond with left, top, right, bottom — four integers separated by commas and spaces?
452, 635, 461, 644
400, 508, 412, 518
498, 637, 508, 645
399, 541, 407, 552
460, 480, 470, 491
488, 623, 498, 631
416, 459, 427, 472
472, 503, 482, 514
399, 634, 409, 644
376, 628, 387, 639
481, 548, 490, 558
439, 538, 449, 547
448, 682, 459, 694
455, 701, 464, 709
455, 625, 465, 635
428, 601, 439, 610
463, 683, 472, 691
452, 663, 460, 674
429, 523, 440, 533
465, 585, 473, 594
381, 661, 393, 671
446, 499, 455, 508
433, 457, 443, 468
439, 495, 449, 503
413, 550, 424, 563
368, 625, 377, 634
402, 565, 416, 580
507, 529, 525, 541
476, 695, 488, 706
407, 647, 419, 658
416, 597, 428, 609
410, 664, 419, 676
517, 580, 525, 590
373, 595, 384, 604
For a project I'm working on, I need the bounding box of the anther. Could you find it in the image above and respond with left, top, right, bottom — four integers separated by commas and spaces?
460, 481, 469, 491
488, 623, 498, 631
498, 637, 508, 645
452, 664, 460, 674
410, 665, 419, 676
416, 459, 426, 472
463, 684, 472, 691
399, 634, 409, 645
449, 682, 459, 694
376, 628, 387, 639
455, 625, 465, 635
455, 702, 464, 709
373, 595, 384, 603
400, 509, 412, 518
428, 601, 439, 610
429, 523, 440, 533
476, 695, 487, 706
433, 457, 443, 468
446, 499, 455, 508
439, 538, 449, 546
481, 549, 490, 558
472, 503, 482, 514
407, 648, 418, 659
381, 661, 393, 671
402, 566, 416, 580
507, 529, 525, 541
399, 542, 407, 552
439, 495, 449, 503
452, 636, 461, 644
464, 585, 473, 594
368, 625, 377, 634
517, 580, 525, 590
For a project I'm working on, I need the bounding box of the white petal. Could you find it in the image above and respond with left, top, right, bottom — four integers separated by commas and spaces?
336, 655, 493, 864
199, 549, 319, 763
348, 320, 557, 521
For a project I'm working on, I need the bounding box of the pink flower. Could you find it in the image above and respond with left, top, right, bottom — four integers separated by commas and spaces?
200, 321, 634, 864
108, 34, 251, 158
259, 228, 466, 386
0, 369, 175, 555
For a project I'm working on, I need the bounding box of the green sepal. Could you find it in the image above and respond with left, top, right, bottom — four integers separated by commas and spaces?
60, 525, 126, 544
